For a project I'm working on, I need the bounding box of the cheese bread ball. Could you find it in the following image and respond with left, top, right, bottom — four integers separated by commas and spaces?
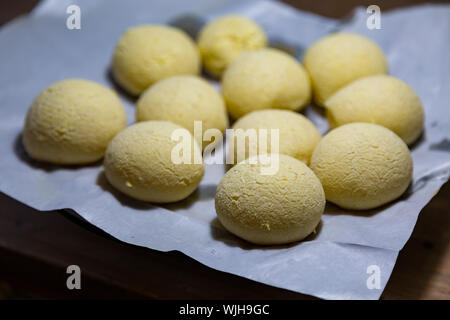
23, 79, 126, 165
310, 123, 412, 210
215, 154, 325, 245
304, 33, 388, 106
112, 25, 200, 96
222, 48, 311, 119
197, 15, 267, 77
325, 75, 424, 145
104, 121, 204, 203
229, 109, 321, 165
136, 75, 228, 149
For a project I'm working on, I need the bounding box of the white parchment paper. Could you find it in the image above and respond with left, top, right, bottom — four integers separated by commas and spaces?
0, 0, 449, 299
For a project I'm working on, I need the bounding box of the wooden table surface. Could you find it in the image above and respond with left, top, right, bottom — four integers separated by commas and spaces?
0, 0, 449, 300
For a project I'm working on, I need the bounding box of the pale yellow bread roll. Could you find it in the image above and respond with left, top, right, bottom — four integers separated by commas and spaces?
310, 123, 413, 210
304, 32, 388, 106
222, 48, 311, 119
112, 25, 200, 96
215, 154, 325, 245
23, 79, 127, 165
197, 15, 267, 77
229, 109, 321, 165
325, 75, 424, 145
136, 75, 228, 149
103, 121, 204, 203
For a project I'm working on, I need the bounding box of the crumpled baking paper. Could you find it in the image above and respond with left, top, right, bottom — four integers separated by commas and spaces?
0, 0, 449, 300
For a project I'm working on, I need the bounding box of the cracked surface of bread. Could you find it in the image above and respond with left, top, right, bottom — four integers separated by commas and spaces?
104, 121, 204, 203
304, 33, 387, 106
112, 25, 200, 95
310, 123, 412, 210
136, 75, 228, 149
23, 79, 126, 165
230, 109, 321, 164
325, 75, 424, 145
222, 48, 311, 119
215, 154, 325, 245
197, 15, 267, 77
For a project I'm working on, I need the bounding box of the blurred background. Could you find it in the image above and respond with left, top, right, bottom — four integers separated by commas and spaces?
0, 0, 449, 300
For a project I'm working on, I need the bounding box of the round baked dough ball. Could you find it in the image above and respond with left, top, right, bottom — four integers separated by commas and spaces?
304, 32, 387, 106
197, 15, 267, 77
112, 25, 200, 96
222, 48, 311, 119
136, 75, 228, 149
23, 79, 127, 165
229, 109, 321, 165
104, 121, 204, 203
215, 154, 325, 245
325, 75, 424, 145
310, 123, 412, 210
